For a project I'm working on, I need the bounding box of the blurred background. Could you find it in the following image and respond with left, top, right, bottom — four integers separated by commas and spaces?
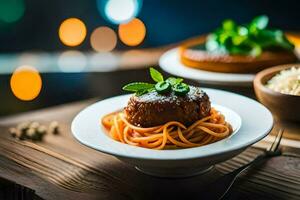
1, 0, 300, 116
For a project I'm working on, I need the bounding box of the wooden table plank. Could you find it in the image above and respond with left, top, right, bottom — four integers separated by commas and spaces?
0, 100, 300, 200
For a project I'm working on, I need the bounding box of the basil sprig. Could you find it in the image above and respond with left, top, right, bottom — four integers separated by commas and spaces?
122, 68, 190, 96
205, 15, 295, 57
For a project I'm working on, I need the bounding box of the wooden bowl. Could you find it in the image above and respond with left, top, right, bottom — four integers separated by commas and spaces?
254, 64, 300, 122
180, 35, 298, 74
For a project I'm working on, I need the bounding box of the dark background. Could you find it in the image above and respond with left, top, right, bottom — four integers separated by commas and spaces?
1, 0, 300, 52
1, 0, 300, 117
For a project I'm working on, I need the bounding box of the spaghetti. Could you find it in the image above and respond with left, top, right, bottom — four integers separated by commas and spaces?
101, 108, 233, 150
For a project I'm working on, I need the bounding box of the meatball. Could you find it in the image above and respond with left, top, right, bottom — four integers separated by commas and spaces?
124, 86, 211, 127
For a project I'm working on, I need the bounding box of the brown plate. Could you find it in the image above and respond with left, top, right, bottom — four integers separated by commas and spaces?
180, 34, 299, 74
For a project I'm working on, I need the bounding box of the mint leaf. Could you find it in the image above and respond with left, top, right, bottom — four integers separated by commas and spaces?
135, 87, 156, 96
252, 15, 269, 30
150, 67, 164, 82
147, 87, 156, 92
122, 68, 189, 96
250, 44, 262, 57
206, 15, 294, 57
122, 82, 154, 92
222, 19, 235, 31
135, 90, 148, 96
166, 77, 183, 86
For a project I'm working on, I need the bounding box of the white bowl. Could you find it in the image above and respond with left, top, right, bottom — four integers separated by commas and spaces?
71, 88, 273, 177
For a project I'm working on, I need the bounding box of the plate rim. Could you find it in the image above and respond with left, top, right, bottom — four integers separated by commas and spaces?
71, 88, 273, 160
159, 48, 255, 86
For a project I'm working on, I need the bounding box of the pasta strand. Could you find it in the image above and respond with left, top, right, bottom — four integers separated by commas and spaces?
101, 108, 232, 149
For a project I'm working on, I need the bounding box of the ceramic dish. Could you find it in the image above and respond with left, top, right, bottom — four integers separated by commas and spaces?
71, 88, 273, 177
254, 63, 300, 122
159, 48, 255, 86
179, 33, 297, 73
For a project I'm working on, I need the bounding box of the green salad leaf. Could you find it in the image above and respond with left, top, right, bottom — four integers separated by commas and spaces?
205, 15, 294, 57
166, 77, 183, 85
250, 15, 269, 31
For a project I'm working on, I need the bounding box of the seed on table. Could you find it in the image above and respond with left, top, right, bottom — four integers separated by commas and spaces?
19, 132, 27, 140
29, 121, 40, 129
9, 127, 17, 133
36, 127, 47, 141
26, 128, 36, 139
37, 126, 47, 134
31, 133, 42, 141
17, 121, 30, 129
9, 121, 58, 142
17, 122, 30, 134
9, 127, 18, 138
36, 133, 44, 141
49, 121, 60, 135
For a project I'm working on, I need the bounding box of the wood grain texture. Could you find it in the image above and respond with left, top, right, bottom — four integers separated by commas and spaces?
0, 100, 300, 200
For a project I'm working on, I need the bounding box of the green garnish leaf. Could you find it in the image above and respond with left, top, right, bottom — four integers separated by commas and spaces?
147, 87, 156, 92
250, 44, 262, 57
251, 15, 269, 30
222, 19, 235, 31
205, 35, 220, 52
205, 15, 294, 57
238, 26, 248, 36
166, 77, 183, 86
123, 68, 190, 97
122, 82, 154, 92
135, 90, 148, 96
150, 67, 164, 82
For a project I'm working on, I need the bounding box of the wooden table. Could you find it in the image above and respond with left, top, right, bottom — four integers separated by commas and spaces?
2, 39, 300, 198
0, 99, 300, 200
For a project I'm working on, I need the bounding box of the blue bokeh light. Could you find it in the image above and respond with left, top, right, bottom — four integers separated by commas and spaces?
96, 0, 142, 24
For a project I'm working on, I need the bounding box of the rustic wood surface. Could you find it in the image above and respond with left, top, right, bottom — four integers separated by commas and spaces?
0, 100, 300, 200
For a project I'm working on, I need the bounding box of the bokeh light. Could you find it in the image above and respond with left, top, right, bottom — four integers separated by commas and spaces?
10, 65, 42, 101
19, 53, 39, 67
118, 18, 146, 46
90, 26, 117, 52
0, 0, 25, 23
58, 18, 87, 47
58, 50, 87, 72
97, 0, 142, 24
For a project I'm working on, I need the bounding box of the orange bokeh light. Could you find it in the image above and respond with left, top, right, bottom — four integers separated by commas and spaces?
59, 18, 87, 47
10, 65, 42, 101
90, 26, 117, 52
118, 18, 146, 46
